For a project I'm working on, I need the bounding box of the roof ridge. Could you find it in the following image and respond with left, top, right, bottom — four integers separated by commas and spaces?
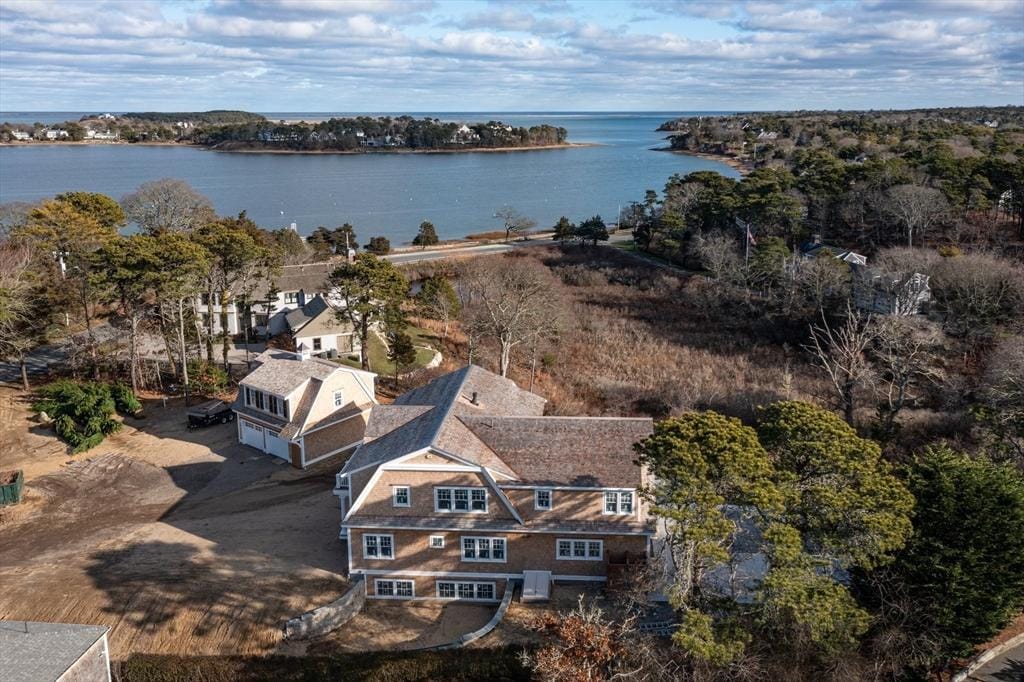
426, 364, 474, 448
463, 414, 653, 422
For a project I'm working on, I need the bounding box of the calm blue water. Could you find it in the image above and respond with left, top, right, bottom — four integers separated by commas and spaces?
0, 112, 739, 243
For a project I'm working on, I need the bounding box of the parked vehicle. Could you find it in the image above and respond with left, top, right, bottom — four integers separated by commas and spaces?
187, 400, 235, 430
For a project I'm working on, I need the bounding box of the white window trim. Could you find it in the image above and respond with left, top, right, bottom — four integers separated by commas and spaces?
362, 533, 395, 560
429, 535, 445, 548
461, 536, 507, 563
534, 488, 553, 511
374, 578, 414, 599
392, 485, 411, 508
602, 490, 636, 516
556, 538, 604, 561
436, 580, 498, 601
333, 389, 344, 407
434, 486, 488, 514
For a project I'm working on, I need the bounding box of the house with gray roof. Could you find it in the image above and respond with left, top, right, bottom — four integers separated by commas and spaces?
194, 260, 342, 338
234, 349, 376, 468
285, 294, 360, 359
335, 364, 654, 603
0, 621, 111, 682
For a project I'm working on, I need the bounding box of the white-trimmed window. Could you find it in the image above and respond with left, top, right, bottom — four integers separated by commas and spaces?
435, 487, 487, 513
461, 536, 506, 562
534, 489, 552, 511
363, 534, 394, 560
392, 486, 410, 507
284, 291, 299, 305
429, 535, 445, 549
556, 538, 603, 561
603, 491, 635, 515
268, 395, 279, 415
375, 579, 414, 598
313, 337, 322, 351
333, 389, 344, 407
437, 581, 497, 601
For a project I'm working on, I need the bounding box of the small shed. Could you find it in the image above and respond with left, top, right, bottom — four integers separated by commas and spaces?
0, 620, 111, 682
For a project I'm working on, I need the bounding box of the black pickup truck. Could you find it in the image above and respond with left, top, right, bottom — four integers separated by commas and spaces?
186, 400, 235, 430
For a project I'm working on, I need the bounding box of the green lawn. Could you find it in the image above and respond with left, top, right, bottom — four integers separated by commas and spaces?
339, 325, 437, 376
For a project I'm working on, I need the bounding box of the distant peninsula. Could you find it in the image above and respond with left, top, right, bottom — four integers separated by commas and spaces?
0, 110, 574, 153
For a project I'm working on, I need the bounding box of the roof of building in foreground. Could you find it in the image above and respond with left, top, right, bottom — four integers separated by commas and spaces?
0, 621, 109, 682
342, 364, 652, 487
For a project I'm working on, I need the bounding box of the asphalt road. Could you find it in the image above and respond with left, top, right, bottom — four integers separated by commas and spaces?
384, 231, 633, 265
969, 642, 1024, 682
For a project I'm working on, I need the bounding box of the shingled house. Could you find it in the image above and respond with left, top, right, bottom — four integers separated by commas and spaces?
284, 294, 359, 359
234, 349, 376, 468
334, 365, 654, 603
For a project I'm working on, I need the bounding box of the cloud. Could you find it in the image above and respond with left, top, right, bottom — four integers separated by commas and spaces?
0, 0, 1020, 111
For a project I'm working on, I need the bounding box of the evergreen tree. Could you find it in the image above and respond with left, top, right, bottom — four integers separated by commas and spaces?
552, 216, 575, 242
412, 221, 439, 248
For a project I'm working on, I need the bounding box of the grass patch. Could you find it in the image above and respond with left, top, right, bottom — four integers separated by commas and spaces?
114, 647, 530, 682
339, 325, 437, 375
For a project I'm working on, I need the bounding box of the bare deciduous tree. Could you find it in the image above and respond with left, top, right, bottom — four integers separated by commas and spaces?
881, 185, 948, 247
494, 206, 536, 242
0, 241, 36, 389
458, 256, 560, 378
869, 316, 944, 436
694, 232, 743, 283
805, 304, 875, 424
121, 178, 215, 235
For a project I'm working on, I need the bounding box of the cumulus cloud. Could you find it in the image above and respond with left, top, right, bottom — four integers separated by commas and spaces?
0, 0, 1020, 111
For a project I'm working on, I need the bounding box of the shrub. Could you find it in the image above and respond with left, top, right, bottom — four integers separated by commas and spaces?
32, 380, 121, 453
114, 648, 530, 681
366, 236, 391, 255
188, 360, 228, 397
111, 382, 142, 415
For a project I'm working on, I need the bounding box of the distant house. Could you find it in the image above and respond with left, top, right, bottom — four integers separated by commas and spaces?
285, 294, 360, 359
0, 621, 111, 682
42, 129, 69, 140
852, 267, 931, 316
10, 130, 30, 141
799, 235, 867, 266
234, 349, 376, 468
756, 130, 779, 141
450, 124, 480, 144
193, 261, 341, 338
336, 365, 654, 603
85, 129, 118, 140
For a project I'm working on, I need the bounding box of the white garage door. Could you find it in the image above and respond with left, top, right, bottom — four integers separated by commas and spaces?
240, 419, 265, 450
264, 430, 290, 460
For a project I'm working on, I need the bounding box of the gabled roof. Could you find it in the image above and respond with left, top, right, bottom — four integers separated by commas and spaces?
285, 294, 331, 333
341, 365, 650, 489
461, 415, 652, 487
241, 349, 339, 397
342, 365, 545, 476
0, 621, 109, 682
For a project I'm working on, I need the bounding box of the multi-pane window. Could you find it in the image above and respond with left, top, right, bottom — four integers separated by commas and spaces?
429, 535, 445, 548
333, 390, 344, 407
556, 539, 603, 561
461, 536, 506, 562
603, 491, 635, 515
437, 581, 497, 600
254, 391, 265, 410
284, 292, 299, 304
535, 489, 552, 510
363, 534, 394, 559
375, 579, 413, 598
435, 487, 487, 513
392, 486, 410, 507
268, 395, 278, 415
313, 337, 322, 351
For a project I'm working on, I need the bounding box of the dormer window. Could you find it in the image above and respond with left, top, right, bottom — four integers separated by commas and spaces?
392, 486, 410, 507
284, 291, 298, 305
535, 489, 552, 511
435, 487, 487, 513
603, 491, 634, 515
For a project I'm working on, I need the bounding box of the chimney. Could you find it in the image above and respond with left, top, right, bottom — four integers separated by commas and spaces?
811, 233, 822, 245
296, 343, 310, 361
470, 391, 479, 405
290, 222, 298, 233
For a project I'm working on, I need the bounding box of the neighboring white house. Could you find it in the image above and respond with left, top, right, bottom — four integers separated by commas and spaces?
852, 267, 932, 316
285, 294, 360, 359
0, 620, 111, 682
85, 129, 118, 140
42, 129, 69, 140
800, 235, 867, 266
10, 130, 31, 141
194, 261, 342, 338
233, 349, 376, 468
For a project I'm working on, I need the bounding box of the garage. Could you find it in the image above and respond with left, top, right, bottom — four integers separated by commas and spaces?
240, 419, 264, 450
264, 430, 290, 460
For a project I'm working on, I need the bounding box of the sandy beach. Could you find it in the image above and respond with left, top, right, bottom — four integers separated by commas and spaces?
653, 146, 752, 175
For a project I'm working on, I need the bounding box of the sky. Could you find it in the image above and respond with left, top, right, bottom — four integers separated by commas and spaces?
0, 0, 1021, 113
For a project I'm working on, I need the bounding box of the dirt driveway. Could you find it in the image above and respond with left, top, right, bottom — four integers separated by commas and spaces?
0, 388, 349, 658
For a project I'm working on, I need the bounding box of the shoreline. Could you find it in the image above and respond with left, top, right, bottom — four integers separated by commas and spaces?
0, 140, 597, 154
651, 146, 752, 176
